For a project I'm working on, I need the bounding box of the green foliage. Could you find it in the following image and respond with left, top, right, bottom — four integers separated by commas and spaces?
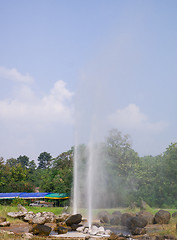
11, 197, 27, 206
0, 130, 177, 208
17, 155, 29, 168
37, 152, 52, 169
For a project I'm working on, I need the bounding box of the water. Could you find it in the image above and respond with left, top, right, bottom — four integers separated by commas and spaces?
87, 142, 94, 228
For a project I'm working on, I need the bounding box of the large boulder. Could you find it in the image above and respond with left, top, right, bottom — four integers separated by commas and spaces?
131, 227, 146, 235
127, 216, 148, 229
98, 211, 110, 223
65, 214, 82, 226
172, 212, 177, 218
154, 210, 171, 224
110, 211, 122, 225
110, 215, 121, 225
121, 213, 133, 226
137, 211, 154, 224
29, 224, 51, 236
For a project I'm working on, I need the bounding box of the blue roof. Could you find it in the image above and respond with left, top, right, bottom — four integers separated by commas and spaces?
0, 192, 49, 199
0, 193, 20, 199
19, 192, 49, 199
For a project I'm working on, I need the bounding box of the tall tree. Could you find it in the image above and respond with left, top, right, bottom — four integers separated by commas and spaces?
17, 155, 29, 168
37, 152, 52, 169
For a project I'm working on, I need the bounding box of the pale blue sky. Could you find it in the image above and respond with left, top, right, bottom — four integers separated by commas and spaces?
0, 0, 177, 160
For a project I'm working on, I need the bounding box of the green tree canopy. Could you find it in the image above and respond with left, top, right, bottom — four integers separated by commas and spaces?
37, 152, 52, 169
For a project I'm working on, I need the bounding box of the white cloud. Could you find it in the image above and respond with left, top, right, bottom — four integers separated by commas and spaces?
108, 103, 168, 133
0, 80, 74, 126
0, 66, 33, 83
0, 77, 75, 160
108, 104, 169, 156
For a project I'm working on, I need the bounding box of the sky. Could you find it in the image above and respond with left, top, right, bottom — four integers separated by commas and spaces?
0, 0, 177, 161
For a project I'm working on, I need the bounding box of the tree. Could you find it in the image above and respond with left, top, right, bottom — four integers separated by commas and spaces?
37, 152, 52, 169
17, 155, 29, 168
52, 148, 73, 169
103, 129, 139, 207
162, 143, 177, 206
6, 158, 18, 168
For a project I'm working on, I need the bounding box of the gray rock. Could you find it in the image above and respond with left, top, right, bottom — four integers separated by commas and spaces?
131, 227, 146, 235
21, 232, 33, 239
137, 211, 154, 224
154, 210, 171, 224
29, 224, 51, 236
17, 204, 28, 213
65, 214, 82, 226
0, 221, 10, 227
110, 214, 121, 225
7, 211, 26, 218
89, 225, 99, 235
98, 211, 110, 223
31, 216, 46, 224
42, 211, 56, 223
23, 212, 35, 222
127, 216, 148, 229
121, 213, 133, 226
76, 226, 85, 232
172, 212, 177, 218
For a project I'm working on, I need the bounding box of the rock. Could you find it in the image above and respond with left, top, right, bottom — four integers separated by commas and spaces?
35, 212, 42, 218
98, 211, 110, 223
54, 226, 68, 234
0, 221, 10, 227
65, 214, 82, 226
137, 211, 154, 224
112, 211, 122, 216
42, 211, 56, 223
121, 213, 133, 226
23, 212, 35, 222
110, 215, 121, 225
18, 204, 28, 213
89, 225, 99, 235
71, 223, 82, 231
154, 210, 171, 224
108, 232, 126, 240
56, 213, 70, 222
131, 227, 146, 235
76, 226, 85, 232
29, 224, 51, 236
0, 216, 6, 223
7, 211, 26, 218
31, 216, 46, 224
155, 235, 175, 240
21, 232, 33, 239
172, 212, 177, 218
127, 216, 148, 229
98, 226, 105, 235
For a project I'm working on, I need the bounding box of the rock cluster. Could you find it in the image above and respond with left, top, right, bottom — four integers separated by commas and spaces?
97, 208, 171, 236
76, 225, 111, 236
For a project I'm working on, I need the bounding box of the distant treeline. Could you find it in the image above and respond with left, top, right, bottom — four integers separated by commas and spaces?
0, 128, 177, 208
